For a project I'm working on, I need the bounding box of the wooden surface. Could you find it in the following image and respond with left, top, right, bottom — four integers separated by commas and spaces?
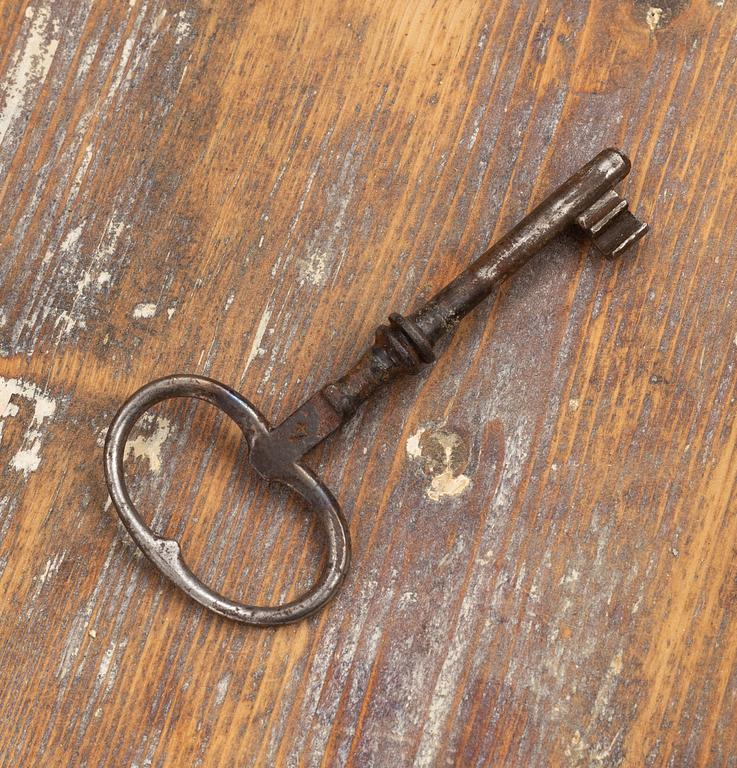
1, 0, 736, 765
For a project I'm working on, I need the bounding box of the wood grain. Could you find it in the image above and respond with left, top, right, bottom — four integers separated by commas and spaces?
1, 0, 736, 765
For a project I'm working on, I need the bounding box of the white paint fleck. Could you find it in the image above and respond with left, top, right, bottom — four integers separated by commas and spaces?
568, 398, 580, 412
151, 8, 167, 36
632, 594, 643, 614
124, 413, 172, 474
97, 642, 116, 681
405, 426, 426, 459
53, 310, 85, 337
214, 672, 232, 705
132, 302, 157, 319
0, 4, 60, 147
174, 11, 192, 44
88, 628, 97, 639
646, 6, 663, 30
166, 306, 176, 320
397, 591, 418, 609
61, 224, 84, 253
0, 376, 57, 476
297, 251, 329, 286
242, 306, 272, 376
97, 271, 111, 286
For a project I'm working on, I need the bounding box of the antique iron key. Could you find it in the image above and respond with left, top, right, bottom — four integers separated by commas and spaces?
105, 148, 648, 625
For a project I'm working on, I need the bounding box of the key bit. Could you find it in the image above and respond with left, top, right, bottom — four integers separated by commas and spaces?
576, 188, 649, 257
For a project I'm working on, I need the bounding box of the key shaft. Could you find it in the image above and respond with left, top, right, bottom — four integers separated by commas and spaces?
411, 148, 632, 343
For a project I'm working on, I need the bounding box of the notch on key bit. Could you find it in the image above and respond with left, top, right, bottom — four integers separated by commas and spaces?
576, 189, 649, 258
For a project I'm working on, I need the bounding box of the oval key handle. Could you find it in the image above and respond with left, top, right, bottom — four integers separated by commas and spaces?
104, 151, 648, 625
104, 375, 351, 625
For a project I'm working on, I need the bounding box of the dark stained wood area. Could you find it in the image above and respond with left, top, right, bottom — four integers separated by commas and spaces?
1, 0, 736, 765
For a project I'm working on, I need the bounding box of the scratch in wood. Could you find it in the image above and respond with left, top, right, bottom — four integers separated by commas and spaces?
30, 552, 66, 603
564, 650, 624, 763
242, 305, 273, 378
283, 576, 395, 767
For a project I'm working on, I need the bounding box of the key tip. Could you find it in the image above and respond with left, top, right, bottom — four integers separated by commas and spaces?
602, 147, 632, 176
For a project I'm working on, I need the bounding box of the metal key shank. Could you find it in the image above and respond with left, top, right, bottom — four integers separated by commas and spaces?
104, 148, 648, 625
261, 148, 648, 463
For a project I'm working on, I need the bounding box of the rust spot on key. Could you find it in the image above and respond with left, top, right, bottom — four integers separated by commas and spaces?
104, 148, 649, 625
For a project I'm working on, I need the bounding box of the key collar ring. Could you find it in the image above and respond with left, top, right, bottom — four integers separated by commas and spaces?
104, 375, 351, 625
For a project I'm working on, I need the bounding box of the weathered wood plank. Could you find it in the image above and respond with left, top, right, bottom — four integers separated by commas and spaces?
1, 0, 737, 765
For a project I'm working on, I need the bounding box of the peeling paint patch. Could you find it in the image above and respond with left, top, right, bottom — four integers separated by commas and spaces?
132, 302, 157, 319
0, 4, 60, 148
125, 413, 172, 473
428, 462, 471, 501
0, 376, 57, 476
406, 424, 472, 501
